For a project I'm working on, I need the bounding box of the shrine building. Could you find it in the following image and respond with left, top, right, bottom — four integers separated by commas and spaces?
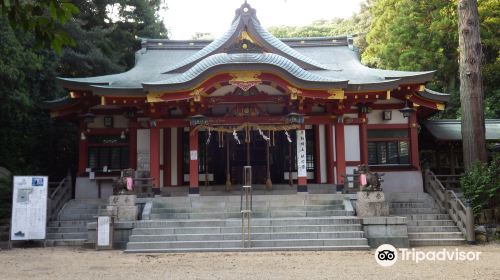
44, 2, 449, 198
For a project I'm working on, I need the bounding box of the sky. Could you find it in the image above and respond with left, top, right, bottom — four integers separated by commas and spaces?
162, 0, 364, 39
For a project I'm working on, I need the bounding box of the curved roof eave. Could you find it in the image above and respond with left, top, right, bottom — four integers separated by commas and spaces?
40, 96, 79, 110
143, 53, 348, 92
57, 77, 111, 91
419, 87, 450, 102
383, 70, 435, 84
346, 79, 402, 92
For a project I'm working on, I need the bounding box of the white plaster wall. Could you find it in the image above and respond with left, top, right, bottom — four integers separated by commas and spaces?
170, 128, 178, 186
137, 129, 150, 171
319, 125, 327, 183
367, 109, 408, 124
381, 171, 423, 193
344, 125, 360, 161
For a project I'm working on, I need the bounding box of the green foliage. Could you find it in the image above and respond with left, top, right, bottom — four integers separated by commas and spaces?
0, 0, 167, 180
268, 1, 371, 52
461, 155, 500, 215
363, 0, 500, 119
0, 0, 79, 52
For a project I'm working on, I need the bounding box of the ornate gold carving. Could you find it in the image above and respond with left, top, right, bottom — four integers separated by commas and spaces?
147, 92, 164, 103
229, 72, 261, 91
190, 88, 206, 102
239, 31, 255, 44
436, 103, 445, 110
69, 91, 75, 98
101, 96, 106, 106
287, 86, 302, 100
327, 89, 345, 100
419, 84, 425, 92
386, 90, 391, 100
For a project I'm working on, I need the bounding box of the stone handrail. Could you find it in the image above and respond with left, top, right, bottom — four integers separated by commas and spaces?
424, 169, 475, 244
47, 174, 72, 221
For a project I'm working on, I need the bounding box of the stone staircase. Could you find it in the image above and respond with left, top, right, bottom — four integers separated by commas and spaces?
46, 199, 106, 246
389, 193, 465, 246
125, 194, 369, 253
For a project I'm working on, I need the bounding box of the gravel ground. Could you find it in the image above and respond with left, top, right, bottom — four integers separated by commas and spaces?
0, 245, 499, 280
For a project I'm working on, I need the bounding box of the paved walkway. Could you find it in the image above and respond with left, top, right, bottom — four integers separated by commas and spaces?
0, 245, 499, 279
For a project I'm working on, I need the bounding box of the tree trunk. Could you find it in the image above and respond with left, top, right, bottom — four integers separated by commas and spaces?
458, 0, 487, 171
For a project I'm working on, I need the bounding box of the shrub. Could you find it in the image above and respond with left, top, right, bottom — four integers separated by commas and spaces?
461, 155, 500, 215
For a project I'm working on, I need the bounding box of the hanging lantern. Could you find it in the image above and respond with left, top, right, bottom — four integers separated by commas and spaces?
82, 112, 96, 124
399, 101, 415, 118
285, 112, 304, 125
189, 114, 208, 126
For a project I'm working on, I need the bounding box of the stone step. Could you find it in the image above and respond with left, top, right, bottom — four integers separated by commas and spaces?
150, 205, 345, 213
48, 220, 93, 227
126, 238, 369, 250
389, 208, 443, 214
58, 213, 100, 221
402, 214, 451, 220
149, 210, 353, 220
408, 232, 464, 240
45, 239, 86, 247
407, 226, 461, 233
135, 217, 361, 228
153, 200, 345, 209
59, 208, 101, 215
390, 202, 434, 208
130, 231, 365, 242
407, 220, 457, 227
46, 232, 88, 240
132, 224, 364, 235
409, 239, 466, 246
47, 227, 88, 233
124, 245, 370, 253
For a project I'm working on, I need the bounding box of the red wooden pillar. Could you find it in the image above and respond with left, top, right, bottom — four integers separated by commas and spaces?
177, 128, 184, 186
297, 127, 307, 192
359, 112, 368, 165
409, 110, 420, 170
128, 125, 137, 170
189, 128, 199, 194
163, 128, 171, 187
325, 124, 334, 184
335, 121, 346, 186
78, 128, 88, 176
314, 125, 321, 184
150, 127, 161, 188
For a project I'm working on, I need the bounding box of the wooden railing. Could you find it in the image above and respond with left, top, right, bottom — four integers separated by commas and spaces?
47, 173, 73, 221
424, 169, 475, 243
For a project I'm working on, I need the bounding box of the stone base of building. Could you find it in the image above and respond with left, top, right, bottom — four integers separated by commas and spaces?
361, 216, 409, 248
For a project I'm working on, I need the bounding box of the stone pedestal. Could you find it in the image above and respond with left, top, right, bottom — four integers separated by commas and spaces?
108, 195, 138, 221
356, 191, 389, 217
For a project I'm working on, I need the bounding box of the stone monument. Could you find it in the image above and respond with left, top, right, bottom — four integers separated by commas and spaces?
106, 195, 138, 221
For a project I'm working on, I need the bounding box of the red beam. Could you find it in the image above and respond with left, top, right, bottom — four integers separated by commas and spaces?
359, 112, 368, 165
177, 128, 184, 186
409, 111, 420, 170
189, 128, 199, 192
314, 125, 321, 184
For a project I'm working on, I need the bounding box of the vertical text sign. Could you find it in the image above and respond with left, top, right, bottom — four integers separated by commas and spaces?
296, 130, 307, 177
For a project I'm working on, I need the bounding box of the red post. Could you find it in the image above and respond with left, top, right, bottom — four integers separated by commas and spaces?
128, 125, 137, 170
325, 124, 334, 184
78, 129, 88, 176
335, 121, 346, 185
163, 128, 171, 187
409, 111, 420, 170
150, 127, 161, 188
359, 112, 368, 165
177, 128, 184, 186
189, 128, 199, 194
314, 125, 321, 184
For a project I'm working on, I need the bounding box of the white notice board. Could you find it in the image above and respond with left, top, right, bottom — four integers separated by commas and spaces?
296, 130, 307, 177
11, 176, 48, 240
97, 216, 113, 249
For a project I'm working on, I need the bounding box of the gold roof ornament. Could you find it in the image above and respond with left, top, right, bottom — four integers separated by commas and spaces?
287, 86, 302, 100
327, 89, 345, 100
229, 71, 262, 91
190, 88, 207, 102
